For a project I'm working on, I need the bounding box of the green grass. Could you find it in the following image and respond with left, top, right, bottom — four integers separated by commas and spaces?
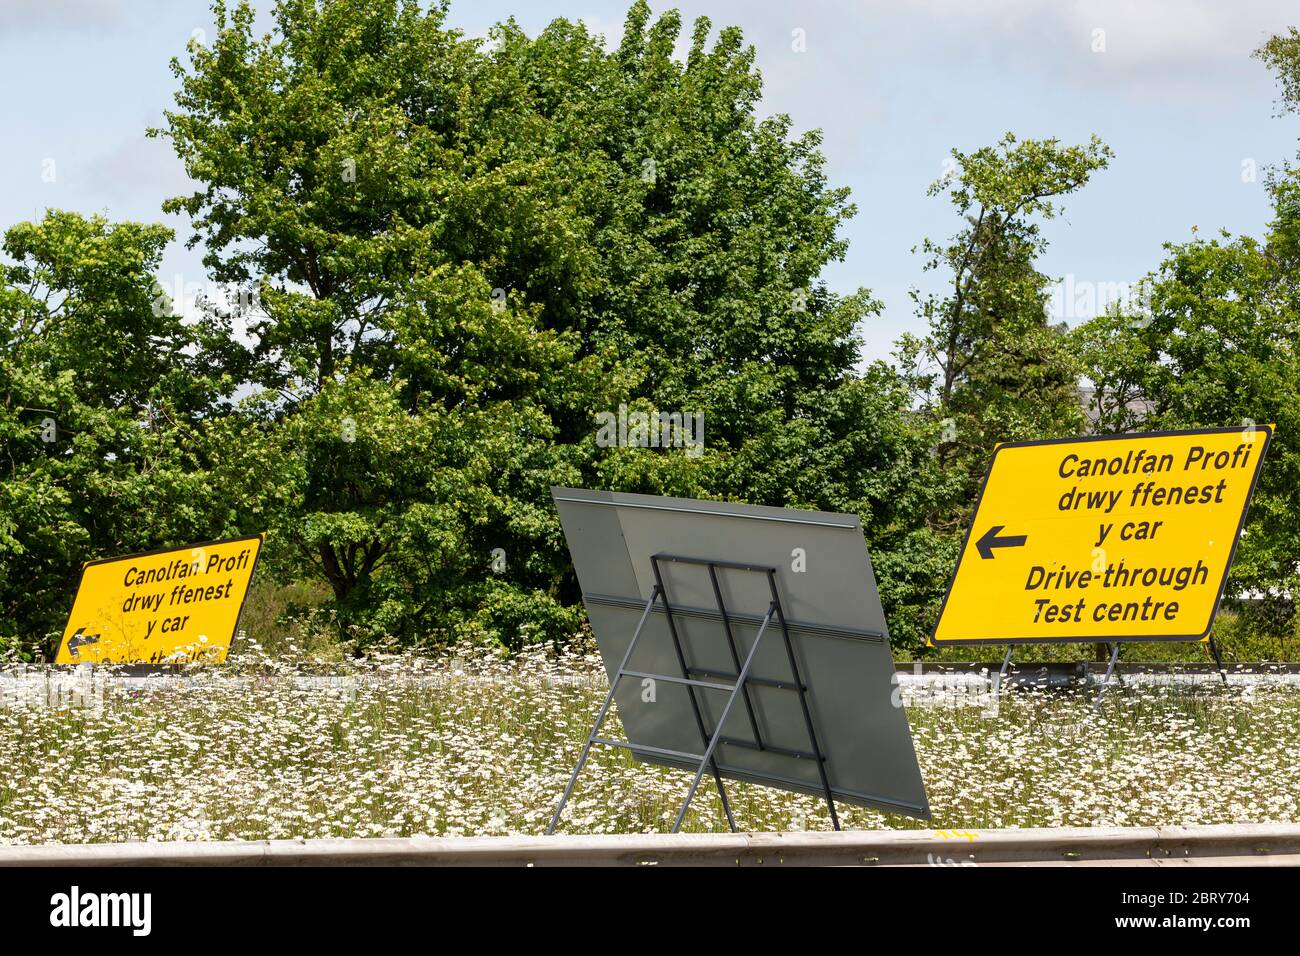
1, 645, 1296, 843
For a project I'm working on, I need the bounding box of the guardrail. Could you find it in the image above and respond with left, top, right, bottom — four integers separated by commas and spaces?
3, 824, 1298, 866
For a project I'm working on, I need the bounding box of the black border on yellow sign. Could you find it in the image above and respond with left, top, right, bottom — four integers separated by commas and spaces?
56, 533, 266, 665
930, 426, 1273, 646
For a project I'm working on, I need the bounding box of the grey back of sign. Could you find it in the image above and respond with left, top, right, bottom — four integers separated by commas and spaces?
552, 487, 930, 819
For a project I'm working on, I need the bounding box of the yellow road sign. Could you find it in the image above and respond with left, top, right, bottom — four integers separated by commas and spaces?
56, 535, 264, 664
932, 427, 1271, 645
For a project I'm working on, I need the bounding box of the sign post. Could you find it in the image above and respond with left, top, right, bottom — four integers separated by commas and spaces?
56, 535, 264, 665
933, 427, 1271, 649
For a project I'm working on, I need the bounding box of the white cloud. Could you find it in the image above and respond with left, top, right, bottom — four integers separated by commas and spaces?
884, 0, 1290, 95
0, 0, 125, 31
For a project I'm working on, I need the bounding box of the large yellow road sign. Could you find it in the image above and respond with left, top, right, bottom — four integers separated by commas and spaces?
56, 535, 264, 664
932, 427, 1271, 645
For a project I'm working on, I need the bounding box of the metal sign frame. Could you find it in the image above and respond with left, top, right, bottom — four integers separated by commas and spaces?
548, 487, 930, 833
549, 552, 840, 833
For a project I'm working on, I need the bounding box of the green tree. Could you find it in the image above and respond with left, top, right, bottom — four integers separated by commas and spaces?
204, 262, 621, 647
900, 133, 1112, 529
1074, 231, 1300, 603
491, 4, 876, 482
490, 5, 939, 642
1255, 27, 1300, 116
1073, 28, 1300, 611
158, 0, 931, 647
155, 0, 627, 645
0, 211, 234, 657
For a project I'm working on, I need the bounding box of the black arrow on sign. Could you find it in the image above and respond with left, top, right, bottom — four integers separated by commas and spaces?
976, 525, 1028, 559
67, 627, 100, 655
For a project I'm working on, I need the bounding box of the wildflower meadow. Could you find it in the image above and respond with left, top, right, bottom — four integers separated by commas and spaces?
2, 644, 1296, 845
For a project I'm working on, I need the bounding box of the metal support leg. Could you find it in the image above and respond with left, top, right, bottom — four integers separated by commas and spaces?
651, 558, 737, 833
1093, 642, 1121, 710
1208, 635, 1228, 686
996, 645, 1014, 689
672, 604, 775, 833
769, 575, 840, 831
547, 588, 662, 835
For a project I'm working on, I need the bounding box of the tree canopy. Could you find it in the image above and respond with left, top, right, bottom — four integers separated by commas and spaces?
136, 0, 924, 648
0, 212, 234, 649
3, 2, 1299, 658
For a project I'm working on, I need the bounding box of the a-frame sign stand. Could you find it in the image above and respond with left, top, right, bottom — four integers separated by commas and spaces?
1092, 642, 1122, 709
1207, 634, 1229, 685
1000, 636, 1227, 708
548, 553, 840, 834
996, 642, 1123, 708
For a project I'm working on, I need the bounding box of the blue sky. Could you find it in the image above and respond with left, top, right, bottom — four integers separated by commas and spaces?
2, 0, 1297, 363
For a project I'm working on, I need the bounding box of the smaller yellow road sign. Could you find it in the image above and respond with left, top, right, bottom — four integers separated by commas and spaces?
56, 535, 264, 664
932, 426, 1271, 645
